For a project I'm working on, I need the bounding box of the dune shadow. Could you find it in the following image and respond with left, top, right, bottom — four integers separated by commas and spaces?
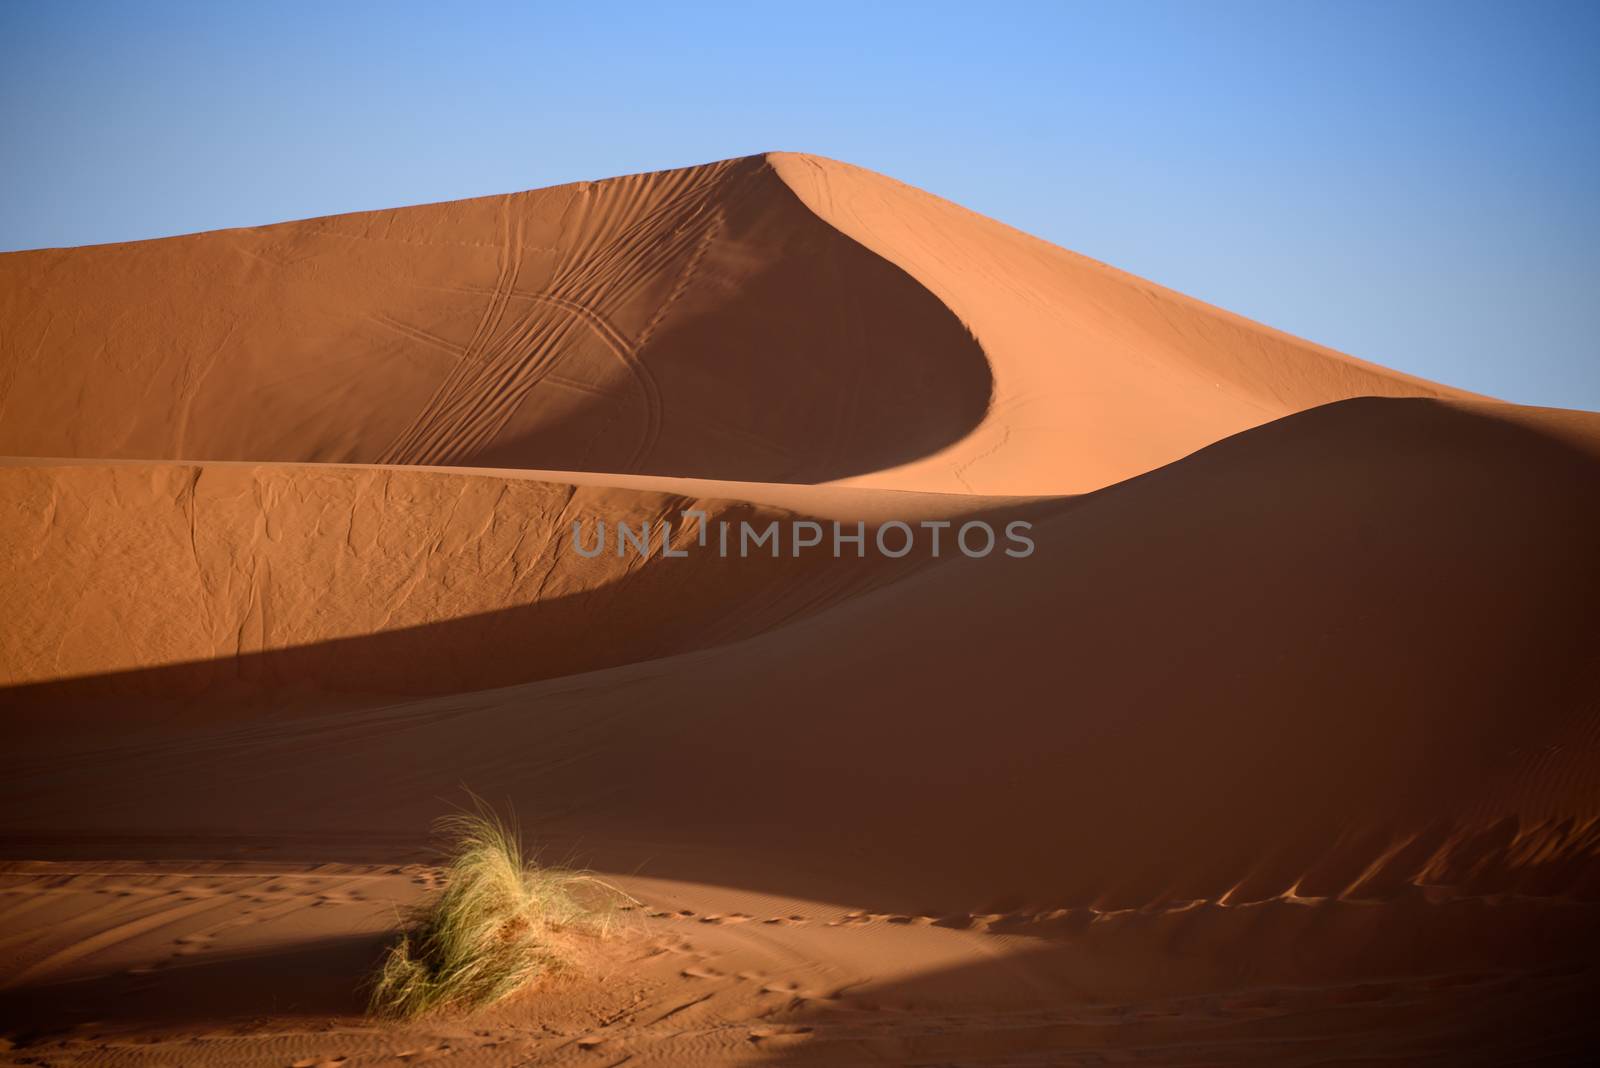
749, 939, 1600, 1067
2, 397, 1599, 1056
417, 156, 997, 483
0, 932, 387, 1041
0, 493, 1055, 724
0, 530, 883, 721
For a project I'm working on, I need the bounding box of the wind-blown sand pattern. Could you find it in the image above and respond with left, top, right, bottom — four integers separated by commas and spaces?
2, 154, 1596, 1064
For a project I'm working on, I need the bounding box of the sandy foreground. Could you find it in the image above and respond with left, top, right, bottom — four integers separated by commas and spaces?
2, 154, 1597, 1065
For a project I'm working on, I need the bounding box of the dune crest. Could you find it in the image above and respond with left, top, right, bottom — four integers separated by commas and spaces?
0, 155, 991, 483
770, 152, 1473, 492
1, 459, 1036, 704
2, 152, 1471, 494
2, 155, 1597, 1064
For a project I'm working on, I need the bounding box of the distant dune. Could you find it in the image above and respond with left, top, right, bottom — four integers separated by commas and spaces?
2, 155, 1595, 1065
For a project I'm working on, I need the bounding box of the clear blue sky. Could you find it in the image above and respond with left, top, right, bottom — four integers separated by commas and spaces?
3, 1, 1597, 410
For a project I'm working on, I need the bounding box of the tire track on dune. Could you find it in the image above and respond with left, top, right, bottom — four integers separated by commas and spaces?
636, 205, 722, 352
523, 290, 664, 470
379, 214, 526, 464
552, 179, 712, 303
377, 199, 523, 465
375, 167, 730, 470
532, 171, 732, 469
421, 304, 607, 466
544, 165, 715, 309
368, 312, 467, 357
403, 173, 723, 463
1, 894, 233, 989
379, 191, 588, 467
377, 151, 985, 476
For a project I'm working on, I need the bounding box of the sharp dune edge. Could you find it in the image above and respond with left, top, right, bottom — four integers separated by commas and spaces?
1, 154, 1597, 1064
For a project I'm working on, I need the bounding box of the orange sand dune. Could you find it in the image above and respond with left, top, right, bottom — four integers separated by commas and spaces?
4, 398, 1598, 1063
1, 155, 1597, 1065
2, 153, 1465, 494
0, 156, 991, 485
1, 460, 1037, 705
9, 398, 1598, 897
770, 153, 1475, 493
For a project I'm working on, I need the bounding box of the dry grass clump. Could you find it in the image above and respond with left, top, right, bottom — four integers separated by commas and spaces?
368, 803, 623, 1019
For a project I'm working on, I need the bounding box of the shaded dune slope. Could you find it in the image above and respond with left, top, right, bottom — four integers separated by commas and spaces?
2, 155, 1598, 1064
8, 398, 1598, 927
771, 153, 1475, 493
1, 155, 1592, 909
2, 152, 1469, 495
2, 462, 1044, 705
0, 156, 990, 483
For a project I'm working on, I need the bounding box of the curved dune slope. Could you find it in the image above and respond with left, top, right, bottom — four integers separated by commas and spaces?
14, 399, 1591, 907
2, 155, 1596, 1064
5, 400, 1597, 1064
771, 153, 1475, 492
0, 156, 990, 484
2, 461, 1020, 703
2, 153, 1466, 494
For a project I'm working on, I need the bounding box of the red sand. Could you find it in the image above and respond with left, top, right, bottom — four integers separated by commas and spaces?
2, 154, 1596, 1065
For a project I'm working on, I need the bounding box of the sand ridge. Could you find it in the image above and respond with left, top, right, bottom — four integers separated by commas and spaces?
2, 152, 1467, 493
0, 155, 992, 485
2, 460, 1032, 704
2, 154, 1598, 1064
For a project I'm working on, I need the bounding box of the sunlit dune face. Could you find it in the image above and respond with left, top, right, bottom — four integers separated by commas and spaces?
2, 154, 1597, 1065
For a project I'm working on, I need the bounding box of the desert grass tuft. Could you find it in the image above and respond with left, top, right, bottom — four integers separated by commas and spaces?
368, 802, 626, 1019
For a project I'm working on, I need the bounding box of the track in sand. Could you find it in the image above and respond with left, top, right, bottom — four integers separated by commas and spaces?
2, 154, 1596, 1065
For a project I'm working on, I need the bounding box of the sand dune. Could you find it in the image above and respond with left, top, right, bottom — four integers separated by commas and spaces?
0, 156, 991, 484
770, 153, 1475, 493
2, 155, 1597, 1064
2, 153, 1465, 493
10, 398, 1599, 901
1, 460, 1022, 705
